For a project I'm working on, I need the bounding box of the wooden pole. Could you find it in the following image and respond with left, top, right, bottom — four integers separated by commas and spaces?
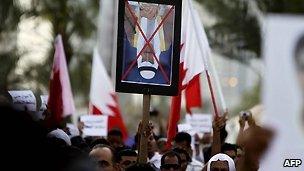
138, 94, 151, 164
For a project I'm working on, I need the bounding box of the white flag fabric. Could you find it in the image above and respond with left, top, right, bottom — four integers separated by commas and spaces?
181, 0, 210, 86
261, 15, 304, 170
89, 48, 128, 140
97, 0, 118, 74
90, 48, 117, 116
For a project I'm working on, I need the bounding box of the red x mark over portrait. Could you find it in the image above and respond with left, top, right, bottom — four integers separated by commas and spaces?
121, 0, 175, 83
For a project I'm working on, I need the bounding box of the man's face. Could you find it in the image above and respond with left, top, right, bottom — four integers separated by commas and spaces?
224, 150, 236, 161
90, 147, 115, 171
210, 160, 229, 171
161, 156, 181, 171
119, 156, 137, 170
108, 135, 123, 149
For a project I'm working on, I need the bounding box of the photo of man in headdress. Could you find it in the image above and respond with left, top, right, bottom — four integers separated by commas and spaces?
122, 1, 175, 86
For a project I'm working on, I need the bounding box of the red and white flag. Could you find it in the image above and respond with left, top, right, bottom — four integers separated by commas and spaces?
47, 35, 75, 128
167, 0, 211, 147
89, 48, 128, 140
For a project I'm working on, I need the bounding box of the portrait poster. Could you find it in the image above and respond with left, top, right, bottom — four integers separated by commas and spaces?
260, 15, 304, 170
116, 0, 182, 96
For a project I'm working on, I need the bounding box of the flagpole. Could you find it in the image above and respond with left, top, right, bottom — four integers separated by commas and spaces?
138, 94, 151, 163
209, 52, 227, 112
205, 70, 219, 117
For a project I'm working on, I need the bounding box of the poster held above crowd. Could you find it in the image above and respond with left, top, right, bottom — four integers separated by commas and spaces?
116, 0, 182, 164
116, 0, 182, 96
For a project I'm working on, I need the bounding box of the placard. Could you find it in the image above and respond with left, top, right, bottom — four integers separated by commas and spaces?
8, 90, 36, 111
178, 123, 195, 135
80, 115, 108, 137
185, 113, 213, 133
116, 0, 182, 96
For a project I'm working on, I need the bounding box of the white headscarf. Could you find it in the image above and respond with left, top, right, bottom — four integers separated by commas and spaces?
47, 128, 71, 146
207, 153, 236, 171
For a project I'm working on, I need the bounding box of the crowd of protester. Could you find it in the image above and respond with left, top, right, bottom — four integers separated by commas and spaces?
0, 98, 273, 171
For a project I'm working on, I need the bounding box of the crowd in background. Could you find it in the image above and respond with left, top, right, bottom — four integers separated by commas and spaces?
0, 99, 273, 171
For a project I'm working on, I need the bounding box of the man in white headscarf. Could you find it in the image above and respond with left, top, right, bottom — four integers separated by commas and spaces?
47, 128, 71, 146
206, 153, 236, 171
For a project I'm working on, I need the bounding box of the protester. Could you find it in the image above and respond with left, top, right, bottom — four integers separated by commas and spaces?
172, 148, 191, 171
173, 132, 204, 171
160, 151, 182, 171
89, 144, 118, 171
47, 128, 72, 146
148, 133, 163, 169
206, 153, 236, 171
108, 129, 127, 151
2, 93, 277, 171
71, 136, 91, 153
135, 121, 162, 169
1, 105, 48, 170
236, 124, 273, 171
90, 137, 111, 149
115, 149, 138, 170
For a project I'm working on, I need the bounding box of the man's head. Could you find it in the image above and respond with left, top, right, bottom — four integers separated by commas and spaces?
116, 149, 137, 170
221, 143, 237, 161
161, 151, 181, 171
172, 148, 191, 171
207, 153, 236, 171
90, 138, 110, 149
210, 161, 229, 171
108, 129, 124, 149
173, 132, 192, 157
89, 144, 116, 171
47, 128, 71, 146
